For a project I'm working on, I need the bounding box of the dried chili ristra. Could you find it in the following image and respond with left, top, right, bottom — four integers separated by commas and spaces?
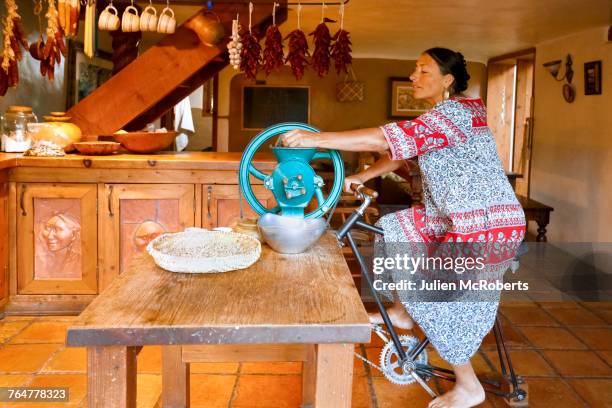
239, 28, 262, 81
1, 0, 28, 93
40, 0, 66, 82
331, 29, 352, 74
262, 24, 284, 76
309, 18, 334, 78
284, 29, 309, 80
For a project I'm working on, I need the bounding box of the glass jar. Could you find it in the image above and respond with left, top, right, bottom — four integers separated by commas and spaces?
1, 106, 38, 152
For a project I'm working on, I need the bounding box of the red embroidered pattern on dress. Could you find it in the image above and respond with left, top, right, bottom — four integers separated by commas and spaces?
457, 98, 487, 127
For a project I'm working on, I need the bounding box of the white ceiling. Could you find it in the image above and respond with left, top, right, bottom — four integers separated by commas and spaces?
144, 0, 612, 62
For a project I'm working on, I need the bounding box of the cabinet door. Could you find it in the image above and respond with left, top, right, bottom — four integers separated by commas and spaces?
0, 182, 8, 303
16, 183, 98, 295
100, 184, 195, 290
202, 185, 275, 229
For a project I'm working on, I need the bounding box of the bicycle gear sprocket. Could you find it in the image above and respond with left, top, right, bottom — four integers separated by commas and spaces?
380, 335, 429, 385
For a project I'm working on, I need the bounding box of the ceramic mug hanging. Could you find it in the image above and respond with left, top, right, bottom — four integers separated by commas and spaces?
122, 1, 140, 32
140, 0, 158, 32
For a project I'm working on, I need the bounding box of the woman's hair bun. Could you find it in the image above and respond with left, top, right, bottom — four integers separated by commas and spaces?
424, 48, 471, 94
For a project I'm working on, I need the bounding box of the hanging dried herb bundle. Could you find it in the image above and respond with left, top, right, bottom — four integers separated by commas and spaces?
309, 18, 334, 77
331, 29, 352, 74
40, 0, 67, 82
1, 0, 29, 95
262, 24, 284, 75
239, 28, 262, 81
284, 29, 309, 80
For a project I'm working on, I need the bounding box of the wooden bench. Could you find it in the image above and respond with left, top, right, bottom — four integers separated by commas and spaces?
66, 232, 370, 408
516, 195, 554, 242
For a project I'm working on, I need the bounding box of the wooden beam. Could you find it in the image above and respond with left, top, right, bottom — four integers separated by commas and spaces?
68, 3, 287, 135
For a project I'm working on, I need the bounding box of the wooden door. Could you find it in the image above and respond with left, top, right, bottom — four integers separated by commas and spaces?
0, 181, 8, 303
16, 183, 98, 295
100, 184, 195, 290
202, 185, 275, 229
512, 59, 535, 197
486, 62, 516, 171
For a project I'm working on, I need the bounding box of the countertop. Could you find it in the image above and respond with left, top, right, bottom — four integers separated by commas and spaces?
0, 152, 276, 171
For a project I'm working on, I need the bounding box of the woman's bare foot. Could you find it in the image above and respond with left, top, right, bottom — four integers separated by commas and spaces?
428, 363, 485, 408
369, 303, 414, 329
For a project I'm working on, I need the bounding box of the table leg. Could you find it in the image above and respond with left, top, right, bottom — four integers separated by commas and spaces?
536, 221, 548, 242
87, 346, 138, 408
303, 343, 354, 408
162, 345, 190, 408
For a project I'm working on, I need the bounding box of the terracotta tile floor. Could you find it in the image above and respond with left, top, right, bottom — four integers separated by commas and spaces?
1, 301, 611, 407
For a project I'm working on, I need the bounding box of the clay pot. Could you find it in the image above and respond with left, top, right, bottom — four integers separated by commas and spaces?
185, 11, 225, 47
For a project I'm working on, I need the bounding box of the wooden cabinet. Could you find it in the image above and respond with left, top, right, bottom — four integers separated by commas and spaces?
202, 185, 275, 229
16, 183, 98, 295
0, 181, 8, 305
100, 184, 195, 290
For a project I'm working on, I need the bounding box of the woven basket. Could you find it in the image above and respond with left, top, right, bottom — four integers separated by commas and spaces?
147, 228, 261, 273
336, 68, 364, 102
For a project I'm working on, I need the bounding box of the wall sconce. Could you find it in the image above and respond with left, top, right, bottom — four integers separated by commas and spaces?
543, 55, 575, 102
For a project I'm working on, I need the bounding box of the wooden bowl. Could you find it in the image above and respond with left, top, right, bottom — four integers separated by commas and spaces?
113, 131, 176, 154
73, 142, 121, 155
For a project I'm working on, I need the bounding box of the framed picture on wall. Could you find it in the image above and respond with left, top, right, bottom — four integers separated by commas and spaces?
388, 77, 431, 119
65, 41, 113, 110
584, 61, 602, 95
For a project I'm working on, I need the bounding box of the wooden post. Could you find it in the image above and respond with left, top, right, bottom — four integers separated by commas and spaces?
87, 346, 138, 408
307, 344, 354, 408
162, 345, 190, 408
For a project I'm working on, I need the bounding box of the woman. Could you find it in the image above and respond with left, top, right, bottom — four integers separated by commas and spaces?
283, 48, 526, 408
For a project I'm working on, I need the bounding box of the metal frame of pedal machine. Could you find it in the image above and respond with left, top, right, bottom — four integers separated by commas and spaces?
335, 184, 528, 406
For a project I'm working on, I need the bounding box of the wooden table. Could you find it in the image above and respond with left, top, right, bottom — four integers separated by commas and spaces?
66, 233, 370, 408
516, 195, 554, 242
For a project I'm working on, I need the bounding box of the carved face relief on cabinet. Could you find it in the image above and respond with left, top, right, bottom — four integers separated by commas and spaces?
34, 199, 83, 279
133, 220, 165, 252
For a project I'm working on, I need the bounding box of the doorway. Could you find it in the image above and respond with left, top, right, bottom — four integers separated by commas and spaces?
486, 49, 535, 197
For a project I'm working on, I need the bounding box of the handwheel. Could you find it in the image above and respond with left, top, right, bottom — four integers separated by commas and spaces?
238, 122, 344, 219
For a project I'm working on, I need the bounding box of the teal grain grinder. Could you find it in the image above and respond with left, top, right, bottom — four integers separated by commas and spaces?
238, 123, 344, 253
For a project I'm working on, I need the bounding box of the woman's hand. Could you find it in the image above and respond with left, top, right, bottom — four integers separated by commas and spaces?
281, 129, 320, 148
343, 175, 366, 195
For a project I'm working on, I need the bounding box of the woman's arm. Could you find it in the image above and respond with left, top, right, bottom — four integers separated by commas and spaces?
282, 127, 389, 152
356, 154, 405, 183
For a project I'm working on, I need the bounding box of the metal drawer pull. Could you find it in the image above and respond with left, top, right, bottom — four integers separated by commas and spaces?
19, 185, 26, 216
108, 185, 114, 217
207, 186, 212, 219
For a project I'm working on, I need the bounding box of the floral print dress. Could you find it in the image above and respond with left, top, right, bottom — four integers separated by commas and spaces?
377, 96, 526, 365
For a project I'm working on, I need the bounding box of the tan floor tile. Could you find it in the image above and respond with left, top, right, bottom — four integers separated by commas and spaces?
0, 320, 31, 343
500, 306, 558, 326
537, 301, 581, 309
353, 348, 368, 376
568, 379, 612, 408
36, 316, 79, 322
596, 350, 612, 366
542, 350, 612, 377
10, 322, 70, 344
42, 347, 86, 373
0, 374, 32, 387
568, 327, 612, 350
136, 373, 162, 408
372, 376, 434, 407
518, 327, 587, 350
580, 301, 612, 310
190, 374, 236, 408
26, 374, 86, 407
593, 309, 612, 324
190, 362, 239, 374
545, 307, 607, 326
137, 345, 161, 373
520, 378, 584, 408
352, 375, 373, 408
0, 316, 37, 322
241, 362, 302, 375
0, 344, 61, 373
481, 321, 530, 350
485, 350, 556, 377
232, 374, 301, 408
